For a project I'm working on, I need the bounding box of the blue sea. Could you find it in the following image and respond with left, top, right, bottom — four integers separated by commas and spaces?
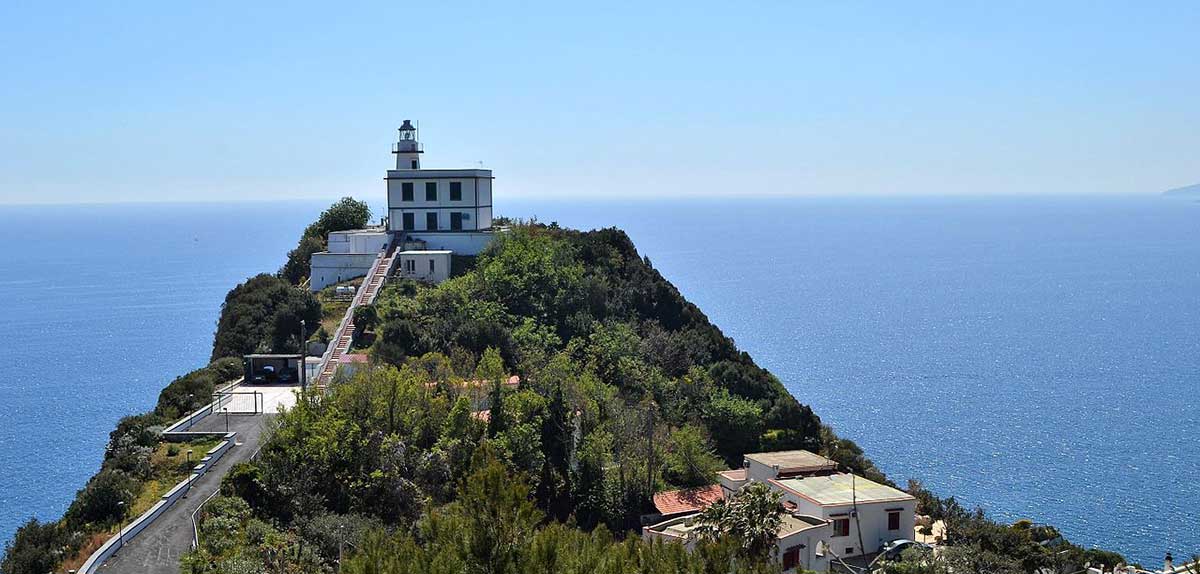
1, 195, 1197, 565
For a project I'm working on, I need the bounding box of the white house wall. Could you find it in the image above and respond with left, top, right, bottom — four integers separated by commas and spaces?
327, 231, 388, 254
386, 174, 494, 232
781, 496, 915, 557
310, 252, 379, 291
406, 231, 495, 255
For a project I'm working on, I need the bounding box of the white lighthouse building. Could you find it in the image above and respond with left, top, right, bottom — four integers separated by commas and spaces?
385, 120, 495, 254
308, 121, 500, 291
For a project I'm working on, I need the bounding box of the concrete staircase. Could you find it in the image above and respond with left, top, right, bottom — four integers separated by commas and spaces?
313, 239, 399, 390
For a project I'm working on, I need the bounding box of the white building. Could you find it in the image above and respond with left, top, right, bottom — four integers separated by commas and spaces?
309, 228, 390, 291
644, 511, 833, 573
657, 450, 917, 570
397, 250, 452, 283
770, 472, 916, 559
308, 121, 501, 291
386, 120, 496, 254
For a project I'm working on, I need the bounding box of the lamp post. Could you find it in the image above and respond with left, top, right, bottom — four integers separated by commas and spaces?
116, 501, 126, 552
300, 319, 307, 392
184, 450, 194, 498
186, 393, 194, 428
223, 407, 229, 433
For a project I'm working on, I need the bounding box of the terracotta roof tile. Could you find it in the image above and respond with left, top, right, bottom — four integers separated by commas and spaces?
653, 485, 724, 516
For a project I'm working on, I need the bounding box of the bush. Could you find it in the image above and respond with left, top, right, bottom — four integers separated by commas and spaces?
154, 357, 242, 419
65, 470, 136, 528
211, 274, 321, 360
1, 519, 71, 574
279, 197, 372, 285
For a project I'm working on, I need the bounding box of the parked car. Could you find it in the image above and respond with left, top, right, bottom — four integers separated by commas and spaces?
253, 364, 276, 383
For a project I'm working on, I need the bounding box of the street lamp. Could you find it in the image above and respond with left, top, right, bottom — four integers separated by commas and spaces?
300, 319, 307, 392
115, 501, 126, 552
184, 450, 194, 498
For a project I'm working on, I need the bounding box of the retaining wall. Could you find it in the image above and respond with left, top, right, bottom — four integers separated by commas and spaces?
77, 434, 236, 573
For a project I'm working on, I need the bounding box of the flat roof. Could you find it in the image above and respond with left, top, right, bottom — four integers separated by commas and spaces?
718, 468, 747, 481
244, 354, 302, 359
648, 512, 827, 540
399, 250, 454, 255
745, 450, 839, 473
772, 473, 915, 507
385, 169, 493, 179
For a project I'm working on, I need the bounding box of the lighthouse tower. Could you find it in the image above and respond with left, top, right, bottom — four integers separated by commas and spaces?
393, 120, 422, 170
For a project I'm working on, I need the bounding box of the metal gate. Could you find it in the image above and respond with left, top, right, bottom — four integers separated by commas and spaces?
211, 391, 263, 415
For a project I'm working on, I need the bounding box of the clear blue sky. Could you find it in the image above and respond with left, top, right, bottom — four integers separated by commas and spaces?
2, 1, 1197, 203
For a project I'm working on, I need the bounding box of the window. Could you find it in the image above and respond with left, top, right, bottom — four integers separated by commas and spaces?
426, 212, 438, 230
888, 511, 901, 531
450, 181, 462, 201
411, 159, 418, 169
401, 182, 413, 202
429, 259, 435, 273
405, 259, 415, 272
401, 212, 414, 230
425, 182, 437, 201
832, 518, 850, 538
450, 212, 463, 230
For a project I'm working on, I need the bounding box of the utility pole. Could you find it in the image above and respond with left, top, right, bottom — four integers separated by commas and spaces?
299, 319, 307, 392
645, 402, 655, 496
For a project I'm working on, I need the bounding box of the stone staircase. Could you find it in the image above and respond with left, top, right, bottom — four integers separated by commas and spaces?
313, 239, 399, 390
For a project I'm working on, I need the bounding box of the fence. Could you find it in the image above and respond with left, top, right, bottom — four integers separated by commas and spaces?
212, 390, 264, 415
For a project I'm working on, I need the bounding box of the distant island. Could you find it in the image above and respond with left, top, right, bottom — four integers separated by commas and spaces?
1163, 183, 1200, 197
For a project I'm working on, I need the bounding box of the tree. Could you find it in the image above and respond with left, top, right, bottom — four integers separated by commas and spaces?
476, 347, 509, 437
702, 389, 762, 467
663, 424, 725, 488
694, 482, 784, 565
1, 519, 68, 574
280, 235, 326, 284
353, 303, 380, 333
455, 449, 543, 574
280, 197, 372, 285
65, 469, 135, 527
211, 274, 322, 360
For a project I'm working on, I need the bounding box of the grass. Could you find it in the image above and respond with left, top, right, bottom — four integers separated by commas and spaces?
55, 437, 223, 568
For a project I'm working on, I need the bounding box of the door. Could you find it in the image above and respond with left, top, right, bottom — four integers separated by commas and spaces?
426, 212, 438, 230
450, 212, 463, 230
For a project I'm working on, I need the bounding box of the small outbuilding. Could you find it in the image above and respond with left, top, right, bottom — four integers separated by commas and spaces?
398, 250, 452, 283
244, 354, 304, 386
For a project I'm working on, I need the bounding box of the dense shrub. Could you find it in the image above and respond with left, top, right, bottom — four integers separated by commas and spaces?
154, 356, 242, 419
211, 274, 321, 360
279, 197, 371, 284
64, 470, 135, 528
1, 519, 71, 574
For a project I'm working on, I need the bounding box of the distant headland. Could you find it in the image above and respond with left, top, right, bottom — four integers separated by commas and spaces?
1163, 183, 1200, 197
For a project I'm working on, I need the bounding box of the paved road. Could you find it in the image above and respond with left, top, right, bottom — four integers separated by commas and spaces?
97, 413, 274, 573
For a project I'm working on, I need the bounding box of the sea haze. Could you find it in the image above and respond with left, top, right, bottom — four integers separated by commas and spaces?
0, 195, 1196, 565
501, 194, 1200, 566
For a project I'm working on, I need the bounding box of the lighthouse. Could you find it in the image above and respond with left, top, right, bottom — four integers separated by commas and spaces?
309, 121, 500, 291
385, 121, 494, 245
393, 119, 422, 170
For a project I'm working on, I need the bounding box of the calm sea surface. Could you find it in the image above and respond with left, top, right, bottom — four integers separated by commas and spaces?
1, 195, 1196, 564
